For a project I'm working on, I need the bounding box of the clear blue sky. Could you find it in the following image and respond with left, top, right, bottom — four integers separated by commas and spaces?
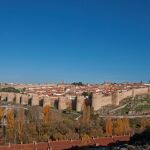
0, 0, 150, 83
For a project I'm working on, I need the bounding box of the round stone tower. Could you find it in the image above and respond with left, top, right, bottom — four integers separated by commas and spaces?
92, 93, 102, 111
58, 97, 68, 110
15, 93, 22, 104
21, 94, 29, 105
43, 96, 51, 107
111, 91, 119, 105
32, 94, 40, 106
76, 96, 85, 112
7, 93, 16, 103
1, 92, 8, 101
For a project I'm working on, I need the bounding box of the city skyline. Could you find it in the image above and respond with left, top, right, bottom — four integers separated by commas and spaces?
0, 0, 150, 83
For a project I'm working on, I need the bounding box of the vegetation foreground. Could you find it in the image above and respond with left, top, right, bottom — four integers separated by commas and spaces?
0, 95, 150, 146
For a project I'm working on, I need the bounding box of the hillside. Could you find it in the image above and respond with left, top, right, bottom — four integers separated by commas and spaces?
97, 94, 150, 117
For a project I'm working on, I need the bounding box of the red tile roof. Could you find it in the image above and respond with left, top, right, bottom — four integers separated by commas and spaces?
0, 136, 130, 150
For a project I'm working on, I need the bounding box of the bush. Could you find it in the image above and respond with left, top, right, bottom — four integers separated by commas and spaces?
0, 87, 20, 93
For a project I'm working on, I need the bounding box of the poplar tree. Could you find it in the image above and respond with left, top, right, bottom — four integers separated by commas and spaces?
106, 117, 113, 136
82, 102, 91, 124
6, 109, 15, 142
43, 105, 51, 125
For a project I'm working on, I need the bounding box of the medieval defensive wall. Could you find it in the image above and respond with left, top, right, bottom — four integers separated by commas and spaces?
0, 87, 150, 111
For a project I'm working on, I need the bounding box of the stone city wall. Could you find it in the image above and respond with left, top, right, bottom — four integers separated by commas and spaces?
92, 94, 112, 111
0, 87, 150, 112
133, 87, 148, 96
92, 87, 150, 111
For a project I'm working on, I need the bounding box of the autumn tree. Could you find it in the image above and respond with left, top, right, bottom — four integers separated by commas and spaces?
0, 107, 4, 121
43, 105, 51, 125
28, 106, 42, 139
15, 108, 25, 143
82, 102, 91, 124
26, 122, 38, 142
122, 118, 130, 135
42, 105, 51, 139
6, 109, 15, 142
81, 134, 91, 145
105, 117, 113, 136
0, 108, 4, 138
113, 118, 124, 135
140, 117, 150, 129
